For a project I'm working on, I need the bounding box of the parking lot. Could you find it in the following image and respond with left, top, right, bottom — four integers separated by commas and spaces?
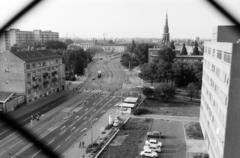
149, 119, 187, 158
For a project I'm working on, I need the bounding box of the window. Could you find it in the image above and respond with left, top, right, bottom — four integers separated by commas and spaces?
27, 90, 31, 95
46, 61, 49, 66
217, 51, 222, 60
43, 61, 46, 66
32, 63, 36, 68
212, 49, 215, 57
37, 62, 41, 67
208, 48, 211, 55
211, 64, 215, 72
223, 52, 231, 64
26, 64, 30, 70
216, 67, 221, 78
56, 59, 59, 64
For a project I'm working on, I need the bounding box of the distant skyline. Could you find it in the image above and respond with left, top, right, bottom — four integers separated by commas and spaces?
1, 0, 240, 39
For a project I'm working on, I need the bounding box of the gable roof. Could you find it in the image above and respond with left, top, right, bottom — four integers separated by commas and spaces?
12, 50, 62, 63
0, 92, 14, 103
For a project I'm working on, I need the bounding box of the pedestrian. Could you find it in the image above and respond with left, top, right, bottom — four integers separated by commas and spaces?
82, 140, 84, 147
79, 141, 81, 148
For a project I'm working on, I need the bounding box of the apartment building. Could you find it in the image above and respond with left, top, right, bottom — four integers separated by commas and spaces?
77, 42, 94, 51
200, 26, 240, 158
0, 50, 65, 105
0, 29, 59, 51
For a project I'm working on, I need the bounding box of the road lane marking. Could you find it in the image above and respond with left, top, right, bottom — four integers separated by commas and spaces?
51, 103, 56, 106
65, 135, 71, 141
60, 98, 64, 101
0, 130, 8, 135
93, 109, 96, 112
47, 139, 55, 145
74, 127, 80, 133
35, 112, 40, 115
60, 130, 66, 135
83, 117, 87, 120
69, 123, 75, 127
77, 116, 83, 121
85, 108, 88, 111
43, 107, 48, 110
32, 150, 41, 157
108, 104, 112, 106
71, 127, 75, 131
53, 145, 61, 152
61, 126, 66, 130
75, 116, 79, 119
101, 110, 106, 113
83, 121, 87, 125
23, 117, 30, 122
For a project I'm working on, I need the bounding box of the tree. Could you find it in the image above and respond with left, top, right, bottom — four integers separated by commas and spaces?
45, 41, 67, 50
156, 61, 174, 82
64, 39, 74, 45
154, 81, 176, 101
139, 63, 158, 85
143, 87, 154, 98
130, 40, 136, 52
158, 46, 176, 63
108, 39, 114, 44
170, 41, 175, 50
10, 44, 18, 52
181, 43, 188, 55
186, 83, 198, 102
192, 40, 199, 55
134, 43, 154, 64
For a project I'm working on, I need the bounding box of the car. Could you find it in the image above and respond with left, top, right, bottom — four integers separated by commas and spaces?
145, 139, 162, 147
147, 131, 164, 138
143, 145, 161, 153
140, 149, 158, 158
113, 119, 119, 126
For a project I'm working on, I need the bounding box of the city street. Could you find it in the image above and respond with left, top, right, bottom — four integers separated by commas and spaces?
0, 55, 127, 158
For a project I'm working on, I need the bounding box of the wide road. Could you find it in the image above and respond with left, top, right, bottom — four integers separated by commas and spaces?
0, 52, 126, 158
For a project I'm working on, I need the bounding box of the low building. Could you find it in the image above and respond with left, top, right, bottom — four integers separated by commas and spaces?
0, 50, 65, 106
101, 44, 126, 53
77, 42, 94, 51
175, 55, 203, 63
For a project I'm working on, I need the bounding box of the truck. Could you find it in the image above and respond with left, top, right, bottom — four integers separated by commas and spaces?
97, 70, 101, 78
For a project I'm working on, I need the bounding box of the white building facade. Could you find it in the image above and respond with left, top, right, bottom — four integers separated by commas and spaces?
200, 26, 240, 158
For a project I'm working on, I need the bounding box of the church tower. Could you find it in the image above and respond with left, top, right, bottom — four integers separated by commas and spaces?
162, 13, 170, 45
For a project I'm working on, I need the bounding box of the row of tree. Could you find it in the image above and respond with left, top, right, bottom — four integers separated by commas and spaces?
139, 46, 203, 89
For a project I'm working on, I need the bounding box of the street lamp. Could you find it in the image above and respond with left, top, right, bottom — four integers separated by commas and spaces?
90, 117, 98, 145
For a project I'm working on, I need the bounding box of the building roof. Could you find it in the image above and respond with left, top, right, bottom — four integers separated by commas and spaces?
0, 92, 14, 103
176, 55, 203, 59
12, 50, 62, 63
124, 97, 138, 103
101, 43, 126, 46
118, 103, 135, 108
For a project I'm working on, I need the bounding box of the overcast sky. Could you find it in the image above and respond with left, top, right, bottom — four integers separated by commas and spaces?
0, 0, 240, 39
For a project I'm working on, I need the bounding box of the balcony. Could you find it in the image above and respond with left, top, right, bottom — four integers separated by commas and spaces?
43, 80, 49, 85
52, 78, 58, 82
32, 76, 38, 81
32, 84, 39, 89
43, 72, 49, 78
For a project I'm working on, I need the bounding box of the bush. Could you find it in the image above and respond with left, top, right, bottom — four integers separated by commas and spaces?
132, 108, 151, 115
105, 124, 113, 130
70, 76, 76, 81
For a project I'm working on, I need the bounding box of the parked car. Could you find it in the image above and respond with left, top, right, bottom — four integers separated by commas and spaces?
140, 149, 158, 158
147, 131, 163, 138
135, 85, 144, 89
143, 145, 161, 153
145, 139, 162, 147
113, 119, 119, 127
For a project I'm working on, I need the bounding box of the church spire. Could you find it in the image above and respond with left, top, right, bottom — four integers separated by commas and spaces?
162, 12, 170, 45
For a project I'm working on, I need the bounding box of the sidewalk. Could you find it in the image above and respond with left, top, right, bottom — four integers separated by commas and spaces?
64, 108, 120, 158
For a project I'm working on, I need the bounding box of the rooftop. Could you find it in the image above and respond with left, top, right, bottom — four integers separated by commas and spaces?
0, 92, 14, 103
124, 97, 138, 103
12, 50, 62, 63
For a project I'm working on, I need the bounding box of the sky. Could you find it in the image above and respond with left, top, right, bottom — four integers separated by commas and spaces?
0, 0, 240, 39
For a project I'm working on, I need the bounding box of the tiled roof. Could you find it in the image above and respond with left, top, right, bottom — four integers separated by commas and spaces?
12, 50, 62, 63
0, 92, 14, 103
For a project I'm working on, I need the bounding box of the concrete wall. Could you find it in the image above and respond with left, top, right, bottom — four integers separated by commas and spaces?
224, 43, 240, 158
0, 51, 26, 93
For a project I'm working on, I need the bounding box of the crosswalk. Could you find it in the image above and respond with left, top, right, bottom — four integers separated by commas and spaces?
82, 89, 116, 95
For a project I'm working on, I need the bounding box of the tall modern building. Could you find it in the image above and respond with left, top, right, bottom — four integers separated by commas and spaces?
162, 13, 170, 45
0, 29, 59, 51
200, 26, 240, 158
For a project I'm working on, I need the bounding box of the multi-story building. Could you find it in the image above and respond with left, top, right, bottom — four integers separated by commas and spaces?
0, 50, 65, 105
77, 43, 94, 51
101, 44, 126, 53
0, 29, 59, 51
200, 26, 240, 158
